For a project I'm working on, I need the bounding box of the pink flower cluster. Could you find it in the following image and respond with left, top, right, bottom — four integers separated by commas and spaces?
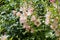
50, 0, 55, 3
12, 2, 41, 32
12, 1, 59, 36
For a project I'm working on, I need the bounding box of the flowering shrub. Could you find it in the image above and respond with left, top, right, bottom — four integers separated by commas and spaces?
0, 0, 60, 40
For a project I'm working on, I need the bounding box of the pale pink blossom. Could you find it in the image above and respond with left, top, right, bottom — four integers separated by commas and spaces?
16, 12, 21, 17
50, 0, 55, 3
45, 11, 51, 18
45, 11, 51, 25
31, 15, 36, 21
45, 18, 50, 25
20, 15, 27, 23
23, 23, 30, 31
27, 7, 33, 16
34, 19, 41, 27
23, 12, 28, 16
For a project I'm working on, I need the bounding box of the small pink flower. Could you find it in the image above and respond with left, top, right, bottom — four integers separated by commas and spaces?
20, 15, 27, 24
31, 15, 36, 21
34, 19, 41, 27
45, 11, 51, 25
29, 8, 33, 12
23, 23, 31, 31
16, 12, 21, 17
23, 12, 28, 16
45, 18, 50, 25
27, 8, 34, 16
45, 11, 51, 18
50, 0, 55, 3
